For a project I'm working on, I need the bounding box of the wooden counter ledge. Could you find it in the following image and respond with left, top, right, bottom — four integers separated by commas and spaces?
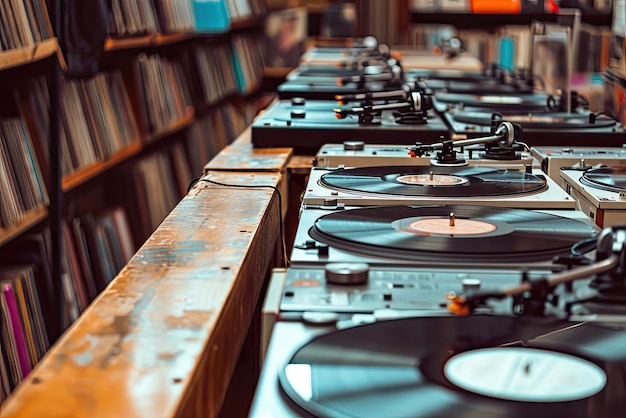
0, 171, 283, 418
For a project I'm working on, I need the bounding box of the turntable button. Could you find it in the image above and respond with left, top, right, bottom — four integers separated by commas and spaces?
291, 109, 306, 119
302, 311, 340, 325
462, 278, 481, 292
343, 140, 365, 151
330, 292, 349, 305
325, 262, 369, 285
383, 293, 393, 301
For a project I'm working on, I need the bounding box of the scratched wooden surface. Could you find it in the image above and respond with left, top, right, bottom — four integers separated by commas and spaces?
205, 128, 296, 219
0, 171, 283, 418
204, 128, 292, 173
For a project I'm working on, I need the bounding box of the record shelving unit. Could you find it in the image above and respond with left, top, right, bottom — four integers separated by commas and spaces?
0, 0, 271, 408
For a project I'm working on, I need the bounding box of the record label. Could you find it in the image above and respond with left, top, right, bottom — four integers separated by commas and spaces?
444, 347, 607, 402
396, 174, 468, 186
407, 218, 497, 235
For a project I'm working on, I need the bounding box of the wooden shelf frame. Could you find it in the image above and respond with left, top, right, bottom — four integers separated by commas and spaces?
0, 207, 49, 247
104, 15, 265, 52
61, 141, 143, 192
0, 38, 66, 72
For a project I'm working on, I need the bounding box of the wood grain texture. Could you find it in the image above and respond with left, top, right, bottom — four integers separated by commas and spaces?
203, 128, 292, 173
0, 38, 66, 72
0, 171, 282, 418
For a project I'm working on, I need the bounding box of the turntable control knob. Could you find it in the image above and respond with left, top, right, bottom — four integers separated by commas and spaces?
462, 278, 481, 292
291, 109, 306, 119
325, 263, 369, 285
343, 141, 365, 151
291, 97, 306, 106
302, 311, 340, 325
324, 198, 338, 206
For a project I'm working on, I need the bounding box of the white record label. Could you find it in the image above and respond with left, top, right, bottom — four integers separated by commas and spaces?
444, 347, 607, 402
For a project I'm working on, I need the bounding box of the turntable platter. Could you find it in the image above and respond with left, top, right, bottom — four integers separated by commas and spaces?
279, 315, 626, 418
308, 205, 597, 263
434, 92, 550, 111
318, 166, 548, 197
580, 167, 626, 193
450, 111, 617, 130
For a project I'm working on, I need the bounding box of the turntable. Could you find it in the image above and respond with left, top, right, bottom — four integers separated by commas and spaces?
286, 63, 393, 82
251, 227, 626, 418
275, 264, 532, 315
298, 36, 384, 67
301, 166, 576, 209
560, 167, 626, 228
411, 65, 536, 96
251, 314, 626, 418
532, 146, 626, 184
312, 120, 530, 170
290, 205, 596, 269
279, 60, 405, 100
251, 95, 449, 154
440, 102, 625, 146
315, 141, 533, 172
433, 91, 555, 114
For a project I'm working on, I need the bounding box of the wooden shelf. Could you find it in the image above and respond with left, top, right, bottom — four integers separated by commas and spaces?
263, 67, 292, 79
0, 207, 48, 247
230, 16, 265, 31
143, 109, 195, 145
104, 35, 154, 51
62, 141, 143, 192
0, 38, 66, 72
103, 16, 265, 52
104, 32, 196, 52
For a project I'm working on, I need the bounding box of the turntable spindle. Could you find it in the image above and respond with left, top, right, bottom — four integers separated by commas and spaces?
450, 212, 455, 227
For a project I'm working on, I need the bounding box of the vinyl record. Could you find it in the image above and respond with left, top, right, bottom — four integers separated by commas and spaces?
450, 111, 617, 130
581, 167, 626, 192
434, 92, 550, 111
279, 315, 626, 418
406, 69, 487, 82
308, 205, 596, 263
422, 80, 532, 95
318, 166, 548, 197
